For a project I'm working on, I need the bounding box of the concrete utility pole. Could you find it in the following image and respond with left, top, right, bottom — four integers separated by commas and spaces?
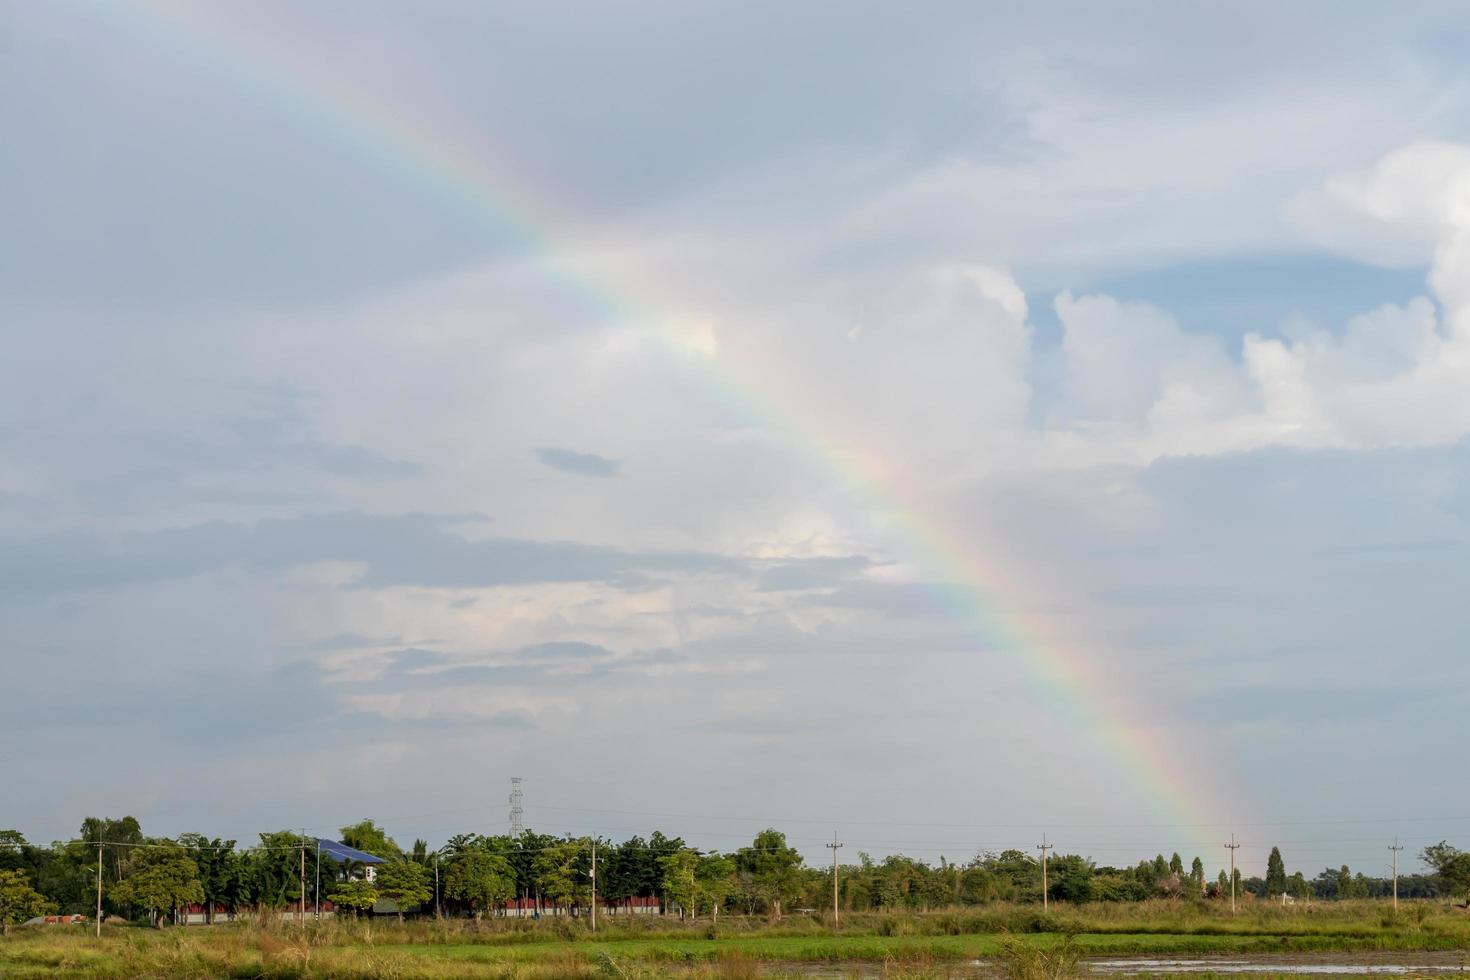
1037, 834, 1054, 912
1225, 835, 1241, 914
315, 839, 321, 921
435, 853, 441, 920
1390, 840, 1404, 912
590, 840, 597, 932
826, 833, 844, 926
95, 843, 103, 938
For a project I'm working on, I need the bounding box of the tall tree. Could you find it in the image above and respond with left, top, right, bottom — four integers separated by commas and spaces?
1169, 853, 1184, 877
178, 834, 244, 923
1190, 857, 1205, 894
109, 844, 204, 927
1422, 842, 1470, 903
697, 852, 737, 914
250, 831, 311, 918
338, 820, 404, 862
444, 851, 515, 918
1266, 847, 1287, 895
532, 840, 589, 910
0, 870, 54, 935
736, 829, 803, 919
662, 848, 707, 917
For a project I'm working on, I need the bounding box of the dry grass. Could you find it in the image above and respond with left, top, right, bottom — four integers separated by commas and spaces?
1, 900, 1467, 978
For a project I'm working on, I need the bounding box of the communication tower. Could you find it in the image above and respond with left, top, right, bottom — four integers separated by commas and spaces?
509, 777, 524, 836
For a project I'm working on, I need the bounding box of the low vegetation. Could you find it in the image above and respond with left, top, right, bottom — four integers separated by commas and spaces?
3, 900, 1470, 978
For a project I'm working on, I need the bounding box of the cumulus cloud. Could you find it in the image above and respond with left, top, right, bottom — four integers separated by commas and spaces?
10, 0, 1470, 864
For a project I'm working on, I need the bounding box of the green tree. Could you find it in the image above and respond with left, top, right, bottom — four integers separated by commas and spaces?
249, 832, 309, 919
735, 829, 803, 919
1422, 842, 1470, 903
1169, 853, 1184, 877
1049, 854, 1095, 903
109, 845, 204, 927
959, 861, 1000, 903
1190, 857, 1205, 894
661, 848, 701, 917
0, 870, 54, 935
328, 879, 379, 919
375, 861, 431, 922
78, 816, 143, 898
339, 820, 404, 861
178, 834, 246, 923
444, 851, 515, 918
532, 840, 588, 910
1266, 847, 1287, 895
983, 850, 1039, 900
697, 852, 737, 914
1339, 867, 1369, 900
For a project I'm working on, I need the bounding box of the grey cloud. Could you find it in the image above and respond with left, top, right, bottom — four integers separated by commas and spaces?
534, 448, 620, 478
382, 648, 455, 674
756, 556, 874, 591
802, 580, 960, 618
307, 632, 401, 651
0, 512, 739, 601
517, 641, 613, 660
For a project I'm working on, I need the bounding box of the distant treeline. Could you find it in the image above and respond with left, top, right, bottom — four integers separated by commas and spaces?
2, 818, 1467, 929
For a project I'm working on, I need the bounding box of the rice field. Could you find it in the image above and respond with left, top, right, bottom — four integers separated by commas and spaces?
2, 901, 1467, 979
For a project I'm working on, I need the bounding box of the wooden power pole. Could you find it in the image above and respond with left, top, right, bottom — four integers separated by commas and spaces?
1037, 834, 1054, 912
1390, 840, 1404, 912
1225, 835, 1241, 914
826, 833, 844, 926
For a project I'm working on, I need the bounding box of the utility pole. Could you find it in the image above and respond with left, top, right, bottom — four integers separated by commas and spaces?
1037, 834, 1054, 912
826, 833, 844, 926
315, 839, 321, 921
1390, 840, 1404, 912
299, 830, 307, 927
95, 843, 103, 938
435, 853, 441, 920
590, 839, 597, 933
1225, 835, 1241, 914
509, 777, 524, 836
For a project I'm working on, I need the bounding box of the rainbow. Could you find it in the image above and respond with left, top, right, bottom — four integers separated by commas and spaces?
128, 0, 1235, 834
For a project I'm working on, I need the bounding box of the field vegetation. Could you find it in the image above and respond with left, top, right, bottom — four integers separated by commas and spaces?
3, 900, 1470, 979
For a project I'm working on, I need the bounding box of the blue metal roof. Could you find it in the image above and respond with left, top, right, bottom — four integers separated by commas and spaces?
314, 839, 389, 864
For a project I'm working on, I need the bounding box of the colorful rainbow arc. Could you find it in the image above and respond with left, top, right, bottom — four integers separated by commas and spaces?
130, 0, 1231, 833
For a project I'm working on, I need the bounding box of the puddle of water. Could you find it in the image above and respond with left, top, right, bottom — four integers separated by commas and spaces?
1089, 961, 1469, 975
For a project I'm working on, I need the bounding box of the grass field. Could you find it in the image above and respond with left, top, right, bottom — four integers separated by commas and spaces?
3, 901, 1468, 979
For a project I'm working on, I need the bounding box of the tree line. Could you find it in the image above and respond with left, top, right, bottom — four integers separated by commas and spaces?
4, 817, 1469, 931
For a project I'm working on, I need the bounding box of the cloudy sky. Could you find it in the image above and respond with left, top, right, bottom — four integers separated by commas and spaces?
5, 1, 1470, 876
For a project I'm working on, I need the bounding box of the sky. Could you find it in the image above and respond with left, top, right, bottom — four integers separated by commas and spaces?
5, 0, 1470, 879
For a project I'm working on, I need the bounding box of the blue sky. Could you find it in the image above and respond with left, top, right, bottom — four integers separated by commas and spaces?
5, 1, 1470, 878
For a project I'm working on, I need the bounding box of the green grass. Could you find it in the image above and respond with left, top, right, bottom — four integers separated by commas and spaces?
2, 900, 1468, 978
